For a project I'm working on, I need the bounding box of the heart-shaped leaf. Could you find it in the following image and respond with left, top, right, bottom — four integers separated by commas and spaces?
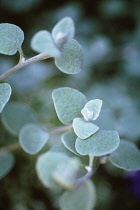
52, 17, 75, 48
55, 39, 84, 74
19, 124, 49, 154
1, 102, 37, 135
0, 23, 24, 55
60, 180, 96, 210
31, 30, 60, 57
109, 140, 140, 171
0, 83, 11, 113
73, 118, 99, 139
0, 151, 15, 179
61, 131, 80, 155
81, 99, 102, 121
75, 130, 120, 156
52, 87, 87, 125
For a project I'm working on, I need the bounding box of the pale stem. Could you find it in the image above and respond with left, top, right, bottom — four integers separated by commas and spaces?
0, 53, 51, 81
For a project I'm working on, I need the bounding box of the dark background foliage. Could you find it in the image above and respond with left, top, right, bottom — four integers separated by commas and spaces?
0, 0, 140, 209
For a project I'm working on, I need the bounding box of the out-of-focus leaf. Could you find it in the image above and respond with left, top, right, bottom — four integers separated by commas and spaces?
109, 140, 140, 171
60, 180, 96, 210
1, 102, 37, 135
0, 151, 15, 179
19, 124, 49, 154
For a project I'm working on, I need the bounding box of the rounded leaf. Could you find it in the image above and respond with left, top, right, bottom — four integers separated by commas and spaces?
73, 118, 99, 139
52, 17, 75, 48
0, 151, 15, 179
109, 140, 140, 171
52, 87, 87, 125
0, 83, 11, 113
60, 180, 96, 210
61, 131, 80, 155
81, 99, 103, 121
75, 130, 120, 156
36, 151, 76, 188
19, 124, 49, 154
31, 30, 60, 57
55, 39, 84, 74
1, 102, 37, 135
0, 23, 24, 55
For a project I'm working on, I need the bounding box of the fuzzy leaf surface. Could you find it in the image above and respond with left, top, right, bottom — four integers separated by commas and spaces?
73, 117, 99, 139
0, 23, 24, 55
52, 87, 87, 125
75, 130, 120, 156
0, 83, 11, 113
81, 99, 102, 121
61, 131, 79, 155
55, 39, 84, 74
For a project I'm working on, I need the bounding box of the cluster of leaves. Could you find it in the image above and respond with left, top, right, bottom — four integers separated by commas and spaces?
0, 14, 140, 210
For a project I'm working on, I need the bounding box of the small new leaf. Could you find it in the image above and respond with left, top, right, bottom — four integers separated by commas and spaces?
73, 118, 99, 139
60, 180, 96, 210
31, 30, 60, 57
109, 140, 140, 171
52, 17, 75, 48
52, 87, 87, 125
75, 130, 120, 156
19, 124, 49, 154
0, 83, 11, 113
81, 99, 102, 121
55, 39, 84, 74
0, 151, 15, 179
0, 23, 24, 55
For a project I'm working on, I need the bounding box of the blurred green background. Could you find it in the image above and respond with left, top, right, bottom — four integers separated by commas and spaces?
0, 0, 140, 209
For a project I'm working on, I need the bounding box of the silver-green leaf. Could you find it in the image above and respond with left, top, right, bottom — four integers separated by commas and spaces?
75, 130, 120, 156
36, 151, 78, 188
52, 87, 87, 125
59, 180, 96, 210
73, 117, 99, 139
1, 102, 37, 136
0, 151, 15, 179
52, 17, 75, 48
55, 39, 84, 74
81, 99, 103, 121
0, 23, 24, 55
31, 30, 60, 57
0, 83, 11, 113
19, 124, 49, 154
61, 131, 80, 155
109, 140, 140, 171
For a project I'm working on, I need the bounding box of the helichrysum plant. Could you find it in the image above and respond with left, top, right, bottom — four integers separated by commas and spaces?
0, 17, 140, 210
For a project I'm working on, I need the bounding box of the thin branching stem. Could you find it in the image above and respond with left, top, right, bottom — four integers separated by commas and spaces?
0, 53, 50, 81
